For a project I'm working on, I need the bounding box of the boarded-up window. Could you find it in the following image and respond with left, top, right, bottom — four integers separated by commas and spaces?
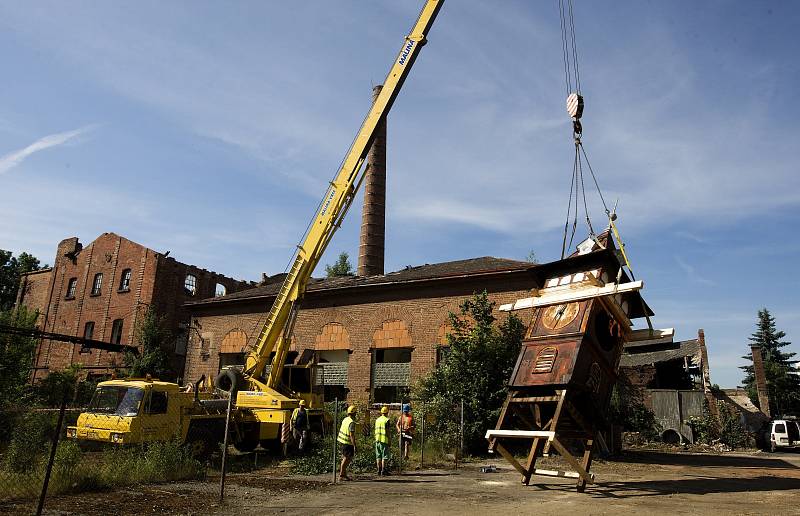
373, 320, 411, 349
315, 323, 350, 350
220, 330, 247, 354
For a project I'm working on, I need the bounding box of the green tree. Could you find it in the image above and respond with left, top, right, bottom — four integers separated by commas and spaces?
740, 308, 799, 416
0, 306, 38, 408
124, 307, 172, 379
0, 250, 44, 310
324, 251, 354, 278
415, 291, 525, 454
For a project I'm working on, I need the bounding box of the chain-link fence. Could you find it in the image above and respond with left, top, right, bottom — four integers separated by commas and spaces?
0, 391, 470, 513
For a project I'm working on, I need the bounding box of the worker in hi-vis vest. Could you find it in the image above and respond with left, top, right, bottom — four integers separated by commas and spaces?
374, 406, 392, 476
290, 399, 310, 452
337, 405, 357, 481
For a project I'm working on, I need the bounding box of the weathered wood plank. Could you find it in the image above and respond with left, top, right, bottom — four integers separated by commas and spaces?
485, 429, 556, 440
548, 437, 594, 484
499, 280, 643, 312
495, 443, 527, 477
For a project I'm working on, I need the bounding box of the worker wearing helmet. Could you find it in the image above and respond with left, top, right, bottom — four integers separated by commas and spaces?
396, 403, 415, 460
374, 406, 392, 476
337, 405, 357, 481
291, 399, 310, 452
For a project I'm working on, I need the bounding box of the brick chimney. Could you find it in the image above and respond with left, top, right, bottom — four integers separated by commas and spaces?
358, 84, 386, 277
750, 344, 771, 418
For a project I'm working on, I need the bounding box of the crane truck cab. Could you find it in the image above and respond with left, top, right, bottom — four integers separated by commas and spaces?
67, 377, 232, 457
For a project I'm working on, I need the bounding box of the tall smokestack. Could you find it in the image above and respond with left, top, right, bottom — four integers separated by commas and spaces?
750, 344, 771, 418
358, 85, 386, 277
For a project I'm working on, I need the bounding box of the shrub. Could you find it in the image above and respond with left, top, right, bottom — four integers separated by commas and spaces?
415, 292, 525, 455
4, 411, 53, 472
610, 378, 660, 441
290, 430, 399, 475
689, 400, 749, 449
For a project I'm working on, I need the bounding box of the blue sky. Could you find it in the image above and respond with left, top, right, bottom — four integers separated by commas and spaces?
1, 1, 798, 388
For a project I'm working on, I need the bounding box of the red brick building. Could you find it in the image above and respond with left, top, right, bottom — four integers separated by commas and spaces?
184, 257, 539, 406
16, 233, 248, 381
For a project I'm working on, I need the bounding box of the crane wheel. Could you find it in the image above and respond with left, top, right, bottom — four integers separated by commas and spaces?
185, 427, 215, 460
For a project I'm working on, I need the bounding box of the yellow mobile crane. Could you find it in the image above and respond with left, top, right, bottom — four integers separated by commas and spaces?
224, 0, 444, 447
69, 0, 443, 454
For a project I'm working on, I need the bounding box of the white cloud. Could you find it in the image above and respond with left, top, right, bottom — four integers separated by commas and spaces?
0, 125, 95, 175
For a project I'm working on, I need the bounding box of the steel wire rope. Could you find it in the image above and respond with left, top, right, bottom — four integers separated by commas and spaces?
567, 0, 581, 93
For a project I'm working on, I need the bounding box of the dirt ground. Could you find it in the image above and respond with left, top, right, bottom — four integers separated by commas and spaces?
4, 450, 800, 515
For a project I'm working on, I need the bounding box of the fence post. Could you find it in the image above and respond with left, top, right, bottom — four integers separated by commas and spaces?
332, 398, 338, 484
460, 399, 464, 460
36, 386, 68, 516
218, 393, 233, 505
420, 404, 425, 469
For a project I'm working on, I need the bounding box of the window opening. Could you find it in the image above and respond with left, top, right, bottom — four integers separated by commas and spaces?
110, 319, 124, 345
91, 273, 103, 296
119, 269, 132, 291
66, 278, 77, 299
215, 283, 226, 297
83, 321, 95, 340
184, 274, 197, 296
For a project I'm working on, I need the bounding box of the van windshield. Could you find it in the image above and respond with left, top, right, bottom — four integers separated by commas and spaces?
88, 386, 144, 416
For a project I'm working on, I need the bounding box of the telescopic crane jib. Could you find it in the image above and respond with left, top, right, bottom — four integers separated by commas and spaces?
215, 1, 444, 427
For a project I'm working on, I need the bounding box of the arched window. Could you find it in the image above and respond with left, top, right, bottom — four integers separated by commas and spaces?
372, 319, 411, 349
119, 269, 132, 291
184, 274, 197, 296
215, 283, 226, 297
316, 322, 351, 350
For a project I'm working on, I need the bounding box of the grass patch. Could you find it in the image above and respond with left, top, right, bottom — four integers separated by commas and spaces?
0, 440, 206, 502
289, 433, 400, 476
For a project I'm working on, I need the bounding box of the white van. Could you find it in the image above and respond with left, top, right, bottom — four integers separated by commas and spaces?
766, 419, 800, 452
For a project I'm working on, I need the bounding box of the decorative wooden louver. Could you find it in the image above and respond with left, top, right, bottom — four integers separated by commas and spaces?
533, 346, 557, 374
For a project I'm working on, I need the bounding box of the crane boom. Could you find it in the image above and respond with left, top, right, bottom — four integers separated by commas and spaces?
242, 0, 444, 391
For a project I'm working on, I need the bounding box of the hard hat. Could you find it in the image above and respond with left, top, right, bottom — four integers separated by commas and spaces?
298, 399, 306, 407
402, 403, 411, 413
381, 406, 389, 414
347, 405, 357, 415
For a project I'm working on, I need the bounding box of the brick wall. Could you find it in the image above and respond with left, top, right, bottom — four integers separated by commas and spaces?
16, 268, 53, 325
185, 274, 537, 406
18, 233, 246, 381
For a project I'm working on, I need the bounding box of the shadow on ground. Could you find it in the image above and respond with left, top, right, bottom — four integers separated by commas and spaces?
612, 450, 798, 470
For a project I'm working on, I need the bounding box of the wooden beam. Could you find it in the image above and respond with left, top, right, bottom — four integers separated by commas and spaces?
510, 396, 561, 403
499, 280, 643, 312
495, 443, 527, 477
485, 430, 555, 440
548, 437, 594, 484
533, 468, 592, 480
628, 327, 674, 342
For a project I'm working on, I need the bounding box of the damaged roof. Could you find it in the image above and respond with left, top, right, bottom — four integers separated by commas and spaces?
188, 256, 532, 306
620, 338, 701, 367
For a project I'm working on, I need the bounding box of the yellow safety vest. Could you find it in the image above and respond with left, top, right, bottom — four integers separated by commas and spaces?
374, 415, 390, 444
337, 416, 355, 445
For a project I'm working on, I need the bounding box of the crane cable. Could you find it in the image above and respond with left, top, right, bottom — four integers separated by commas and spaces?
558, 0, 614, 260
557, 1, 651, 330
